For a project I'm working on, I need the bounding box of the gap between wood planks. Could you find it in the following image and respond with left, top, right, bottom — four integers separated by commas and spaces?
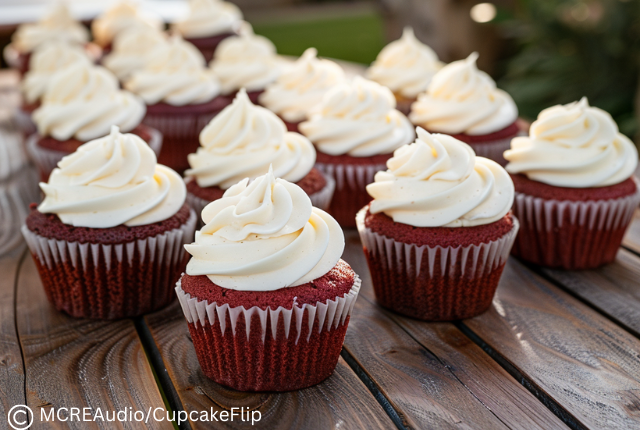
12, 248, 29, 424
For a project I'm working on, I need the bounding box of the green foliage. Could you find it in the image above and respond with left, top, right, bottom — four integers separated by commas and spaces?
498, 0, 640, 137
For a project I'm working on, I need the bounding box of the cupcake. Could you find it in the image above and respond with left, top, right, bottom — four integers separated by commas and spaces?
91, 1, 163, 51
504, 98, 640, 269
177, 168, 360, 391
185, 89, 334, 220
101, 26, 167, 81
366, 27, 444, 115
210, 23, 283, 104
299, 76, 415, 227
409, 53, 524, 166
172, 0, 243, 62
4, 3, 90, 74
259, 48, 346, 132
125, 36, 225, 173
27, 62, 159, 181
357, 127, 518, 321
22, 126, 196, 319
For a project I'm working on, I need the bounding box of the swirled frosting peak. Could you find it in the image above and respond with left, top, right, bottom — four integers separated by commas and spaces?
11, 3, 89, 53
38, 126, 186, 228
299, 76, 415, 156
33, 62, 145, 141
92, 1, 162, 47
22, 41, 92, 104
366, 27, 443, 99
409, 52, 518, 135
210, 23, 282, 94
504, 98, 638, 187
367, 127, 514, 227
102, 26, 167, 81
173, 0, 243, 38
185, 167, 344, 291
125, 36, 220, 106
186, 89, 316, 188
259, 48, 346, 123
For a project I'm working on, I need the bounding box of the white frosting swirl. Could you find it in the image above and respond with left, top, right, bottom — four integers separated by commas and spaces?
125, 36, 220, 106
186, 89, 316, 188
38, 126, 186, 228
409, 53, 518, 135
366, 27, 443, 99
259, 48, 346, 123
505, 98, 638, 188
299, 76, 415, 157
11, 3, 89, 53
367, 127, 514, 227
210, 24, 282, 94
173, 0, 242, 38
92, 1, 163, 47
22, 41, 92, 104
33, 62, 145, 141
102, 26, 167, 81
185, 168, 344, 291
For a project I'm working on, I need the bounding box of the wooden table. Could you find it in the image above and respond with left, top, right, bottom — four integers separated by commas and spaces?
3, 207, 640, 429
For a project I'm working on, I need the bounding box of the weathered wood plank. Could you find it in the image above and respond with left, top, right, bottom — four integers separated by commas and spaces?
464, 259, 640, 429
0, 246, 26, 428
144, 300, 395, 430
622, 209, 640, 255
343, 230, 567, 430
16, 254, 171, 429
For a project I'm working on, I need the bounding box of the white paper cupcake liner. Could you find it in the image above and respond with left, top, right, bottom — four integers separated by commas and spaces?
142, 111, 218, 141
315, 161, 385, 194
0, 167, 39, 256
175, 275, 361, 345
309, 171, 335, 211
14, 107, 37, 137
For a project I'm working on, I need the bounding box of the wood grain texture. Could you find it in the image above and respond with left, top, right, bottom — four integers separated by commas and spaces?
343, 230, 567, 430
16, 254, 171, 430
0, 246, 26, 428
623, 209, 640, 255
464, 258, 640, 429
144, 300, 395, 430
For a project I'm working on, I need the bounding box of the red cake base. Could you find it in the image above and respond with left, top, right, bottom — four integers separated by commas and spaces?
37, 124, 153, 153
186, 32, 235, 62
510, 174, 640, 269
358, 206, 517, 321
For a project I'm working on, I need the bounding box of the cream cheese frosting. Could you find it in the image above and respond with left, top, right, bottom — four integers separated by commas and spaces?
366, 27, 443, 99
92, 1, 162, 48
299, 76, 415, 157
11, 3, 89, 53
184, 167, 344, 291
409, 52, 518, 136
125, 36, 220, 106
210, 23, 282, 94
33, 62, 145, 141
102, 26, 167, 81
504, 98, 638, 188
173, 0, 242, 39
38, 126, 186, 228
367, 127, 514, 227
186, 89, 315, 189
22, 41, 92, 104
259, 48, 346, 123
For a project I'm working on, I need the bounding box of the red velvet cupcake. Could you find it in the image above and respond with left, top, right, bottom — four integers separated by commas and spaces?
91, 1, 163, 52
125, 36, 226, 173
300, 76, 415, 227
22, 127, 196, 319
357, 128, 518, 321
185, 89, 335, 221
504, 98, 640, 269
177, 169, 359, 391
409, 53, 524, 166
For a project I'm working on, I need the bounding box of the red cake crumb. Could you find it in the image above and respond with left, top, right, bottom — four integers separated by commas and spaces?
187, 167, 327, 202
181, 259, 355, 310
219, 90, 263, 107
364, 205, 514, 248
315, 150, 392, 166
26, 203, 191, 245
146, 96, 230, 116
430, 122, 520, 144
510, 174, 637, 202
36, 124, 153, 153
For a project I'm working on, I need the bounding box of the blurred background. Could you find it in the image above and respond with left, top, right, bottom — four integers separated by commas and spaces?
1, 0, 639, 140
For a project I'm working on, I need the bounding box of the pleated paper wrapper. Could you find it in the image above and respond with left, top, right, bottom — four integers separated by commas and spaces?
0, 167, 39, 256
21, 209, 197, 319
356, 208, 519, 321
511, 178, 640, 269
175, 275, 361, 391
